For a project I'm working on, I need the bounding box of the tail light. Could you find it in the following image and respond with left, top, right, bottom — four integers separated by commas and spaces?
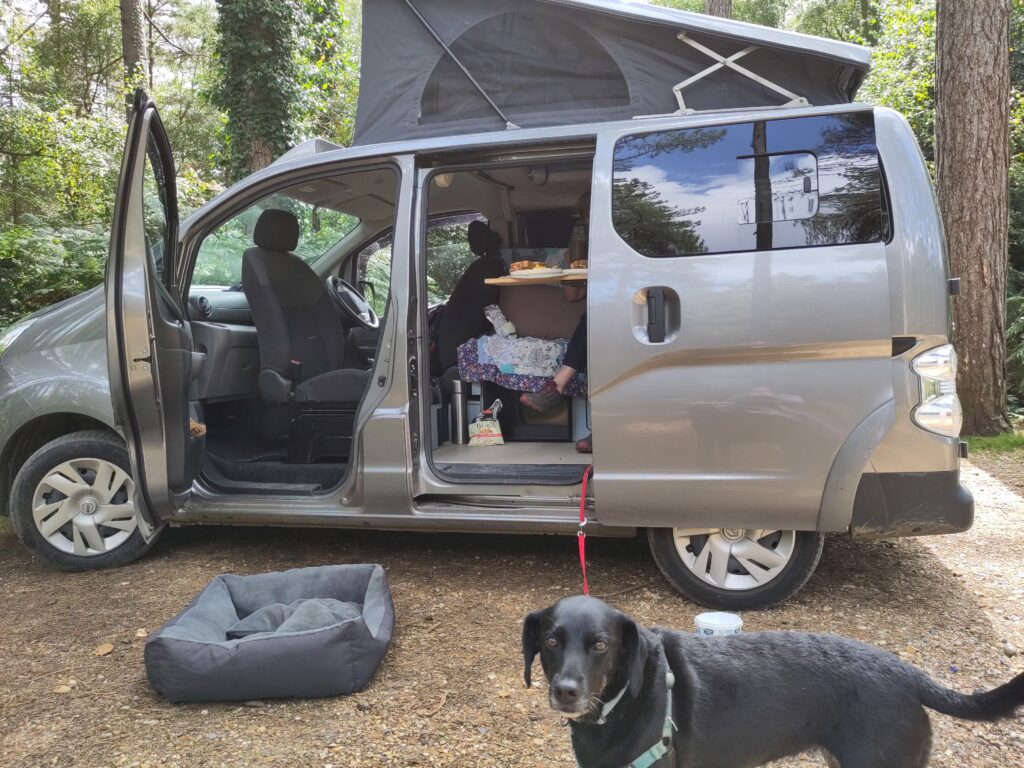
911, 344, 962, 437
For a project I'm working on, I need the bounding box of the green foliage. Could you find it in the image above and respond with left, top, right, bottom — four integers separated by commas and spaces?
212, 0, 301, 180
294, 0, 362, 147
858, 0, 935, 159
19, 0, 125, 116
1004, 1, 1024, 413
1, 0, 231, 326
790, 0, 881, 45
363, 242, 392, 315
426, 222, 480, 304
147, 0, 226, 189
0, 0, 367, 328
193, 196, 358, 285
0, 101, 125, 225
650, 0, 788, 26
0, 220, 108, 326
965, 431, 1024, 454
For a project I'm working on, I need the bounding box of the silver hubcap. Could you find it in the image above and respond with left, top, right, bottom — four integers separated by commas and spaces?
32, 458, 137, 557
672, 528, 796, 591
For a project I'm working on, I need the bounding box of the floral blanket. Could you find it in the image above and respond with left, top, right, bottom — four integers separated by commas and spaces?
456, 336, 588, 396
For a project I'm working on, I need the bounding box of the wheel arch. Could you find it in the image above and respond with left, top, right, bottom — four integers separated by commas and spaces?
0, 413, 118, 517
816, 398, 896, 532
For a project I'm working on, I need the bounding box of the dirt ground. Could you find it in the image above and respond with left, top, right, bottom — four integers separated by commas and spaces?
1, 461, 1022, 768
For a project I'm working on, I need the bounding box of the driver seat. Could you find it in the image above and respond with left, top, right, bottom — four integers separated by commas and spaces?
241, 209, 371, 406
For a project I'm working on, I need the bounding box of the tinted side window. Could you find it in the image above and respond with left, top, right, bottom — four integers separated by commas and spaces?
426, 213, 487, 305
612, 112, 887, 257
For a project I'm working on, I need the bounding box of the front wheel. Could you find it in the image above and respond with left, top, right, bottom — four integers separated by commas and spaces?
10, 430, 159, 571
648, 527, 824, 610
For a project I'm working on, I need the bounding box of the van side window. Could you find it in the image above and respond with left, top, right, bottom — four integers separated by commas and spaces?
612, 112, 887, 257
356, 235, 393, 317
426, 212, 487, 305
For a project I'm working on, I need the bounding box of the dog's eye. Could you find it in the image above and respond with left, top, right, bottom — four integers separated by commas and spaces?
545, 636, 559, 649
593, 640, 608, 652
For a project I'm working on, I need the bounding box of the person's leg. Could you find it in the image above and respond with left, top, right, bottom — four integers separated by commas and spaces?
521, 315, 587, 410
564, 315, 591, 453
552, 363, 577, 393
551, 313, 587, 393
520, 371, 569, 411
562, 314, 587, 374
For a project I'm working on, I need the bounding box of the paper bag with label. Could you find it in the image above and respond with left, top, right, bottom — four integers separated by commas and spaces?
469, 399, 505, 446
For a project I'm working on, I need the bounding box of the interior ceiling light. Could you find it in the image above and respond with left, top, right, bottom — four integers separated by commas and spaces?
528, 166, 549, 186
434, 173, 454, 188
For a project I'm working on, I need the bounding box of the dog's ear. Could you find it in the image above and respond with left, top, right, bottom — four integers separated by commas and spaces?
620, 614, 648, 698
522, 610, 543, 688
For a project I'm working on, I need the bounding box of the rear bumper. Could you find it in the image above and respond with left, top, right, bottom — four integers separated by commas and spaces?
849, 469, 974, 538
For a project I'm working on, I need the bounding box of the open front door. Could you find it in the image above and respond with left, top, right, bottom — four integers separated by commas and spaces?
106, 91, 199, 531
589, 110, 895, 532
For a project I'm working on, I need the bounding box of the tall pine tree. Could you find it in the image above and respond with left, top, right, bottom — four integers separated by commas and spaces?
936, 0, 1012, 434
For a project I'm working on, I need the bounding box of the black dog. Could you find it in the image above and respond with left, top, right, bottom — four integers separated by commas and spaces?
522, 596, 1024, 768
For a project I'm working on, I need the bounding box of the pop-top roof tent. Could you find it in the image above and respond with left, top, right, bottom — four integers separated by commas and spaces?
352, 0, 871, 147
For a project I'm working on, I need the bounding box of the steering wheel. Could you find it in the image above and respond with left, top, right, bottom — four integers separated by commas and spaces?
326, 276, 379, 330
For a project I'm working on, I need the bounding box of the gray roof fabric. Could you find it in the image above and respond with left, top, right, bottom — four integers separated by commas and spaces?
353, 0, 870, 146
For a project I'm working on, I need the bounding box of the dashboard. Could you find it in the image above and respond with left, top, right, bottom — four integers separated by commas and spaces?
187, 286, 253, 325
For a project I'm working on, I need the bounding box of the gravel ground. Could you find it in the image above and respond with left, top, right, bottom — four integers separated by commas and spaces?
1, 461, 1022, 768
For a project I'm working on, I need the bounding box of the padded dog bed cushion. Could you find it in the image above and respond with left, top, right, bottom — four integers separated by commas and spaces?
145, 564, 394, 703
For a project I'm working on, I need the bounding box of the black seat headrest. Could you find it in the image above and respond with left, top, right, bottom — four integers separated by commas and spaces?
253, 209, 300, 252
468, 220, 501, 258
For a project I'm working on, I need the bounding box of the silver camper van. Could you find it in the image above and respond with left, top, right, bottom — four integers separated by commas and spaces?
0, 0, 971, 609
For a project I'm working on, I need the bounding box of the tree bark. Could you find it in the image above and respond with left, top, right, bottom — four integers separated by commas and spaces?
936, 0, 1012, 435
146, 0, 156, 90
705, 0, 732, 17
119, 0, 148, 94
249, 137, 275, 173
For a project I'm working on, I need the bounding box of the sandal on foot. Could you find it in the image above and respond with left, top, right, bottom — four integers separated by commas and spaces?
520, 380, 563, 412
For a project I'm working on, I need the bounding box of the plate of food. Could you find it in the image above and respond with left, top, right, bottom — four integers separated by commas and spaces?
562, 260, 588, 276
510, 261, 563, 278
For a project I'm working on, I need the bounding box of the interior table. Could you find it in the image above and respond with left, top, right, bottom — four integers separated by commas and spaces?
485, 272, 587, 287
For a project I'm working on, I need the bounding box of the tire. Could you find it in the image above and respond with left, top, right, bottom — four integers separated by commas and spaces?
10, 430, 159, 571
647, 527, 824, 611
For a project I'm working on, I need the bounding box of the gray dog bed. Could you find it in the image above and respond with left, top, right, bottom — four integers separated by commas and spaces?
145, 564, 394, 703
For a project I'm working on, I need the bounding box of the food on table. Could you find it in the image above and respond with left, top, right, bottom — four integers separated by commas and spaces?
510, 260, 553, 273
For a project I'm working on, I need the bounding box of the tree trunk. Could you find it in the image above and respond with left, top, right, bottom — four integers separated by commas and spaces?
146, 0, 156, 89
936, 0, 1011, 435
249, 137, 275, 173
119, 0, 148, 94
705, 0, 733, 18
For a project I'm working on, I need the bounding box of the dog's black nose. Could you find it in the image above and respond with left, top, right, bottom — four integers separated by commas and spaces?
553, 679, 581, 704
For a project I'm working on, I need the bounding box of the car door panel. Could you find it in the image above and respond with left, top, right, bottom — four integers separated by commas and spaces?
106, 91, 198, 529
588, 110, 894, 531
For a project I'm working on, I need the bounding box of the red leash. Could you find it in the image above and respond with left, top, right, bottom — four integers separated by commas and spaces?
578, 465, 593, 595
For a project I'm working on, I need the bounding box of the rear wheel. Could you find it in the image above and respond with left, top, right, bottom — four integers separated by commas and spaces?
648, 527, 823, 610
10, 430, 158, 571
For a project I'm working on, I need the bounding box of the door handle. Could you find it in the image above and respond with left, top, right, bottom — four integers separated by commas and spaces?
647, 288, 667, 343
